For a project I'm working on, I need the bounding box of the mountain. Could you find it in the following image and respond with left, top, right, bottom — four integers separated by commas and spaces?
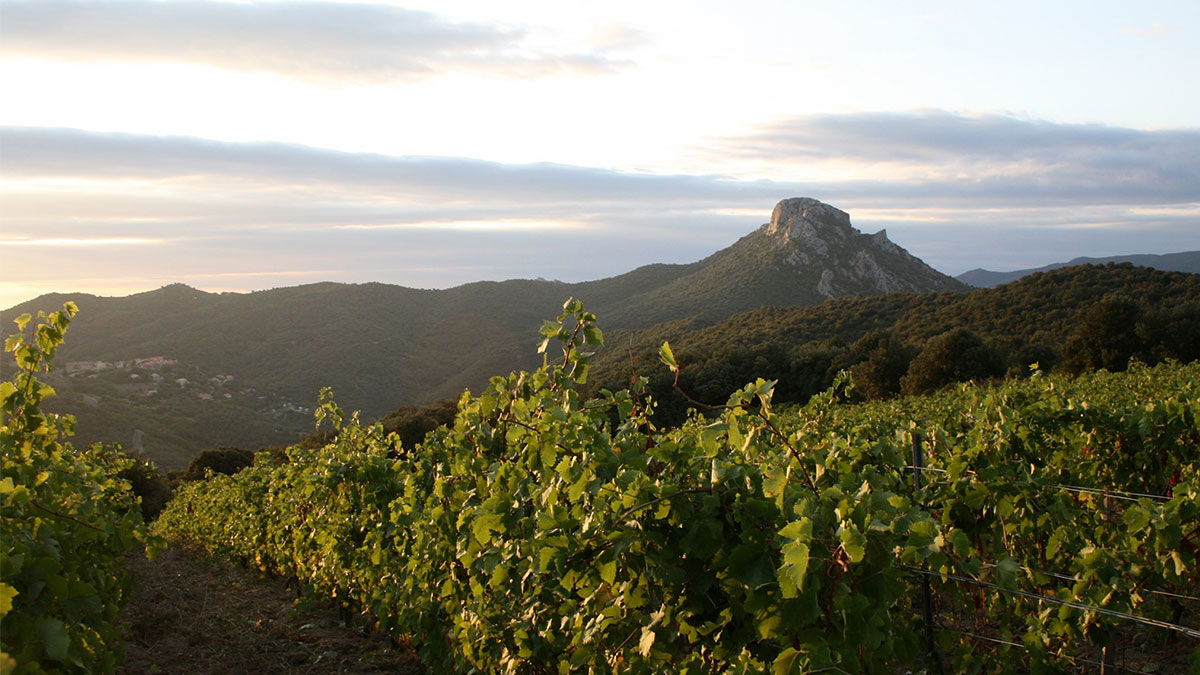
956, 251, 1200, 288
600, 198, 967, 328
1, 197, 965, 469
587, 263, 1200, 424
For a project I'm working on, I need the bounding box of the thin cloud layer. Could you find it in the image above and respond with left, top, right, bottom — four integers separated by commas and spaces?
2, 114, 1198, 309
710, 111, 1200, 206
0, 0, 627, 83
0, 126, 785, 213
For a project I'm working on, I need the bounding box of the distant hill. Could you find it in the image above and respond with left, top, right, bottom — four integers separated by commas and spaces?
956, 251, 1200, 288
588, 263, 1200, 424
2, 198, 964, 469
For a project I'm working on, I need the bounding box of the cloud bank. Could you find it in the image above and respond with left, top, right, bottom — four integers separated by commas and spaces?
0, 0, 626, 83
2, 112, 1198, 308
707, 111, 1200, 207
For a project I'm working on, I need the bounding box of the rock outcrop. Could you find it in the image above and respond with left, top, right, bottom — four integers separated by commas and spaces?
763, 197, 963, 300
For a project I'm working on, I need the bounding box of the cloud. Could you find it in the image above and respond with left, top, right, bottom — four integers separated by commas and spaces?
0, 0, 629, 83
1, 117, 1197, 309
0, 126, 786, 212
10, 109, 1191, 221
706, 111, 1200, 206
0, 236, 161, 247
0, 126, 795, 303
0, 125, 797, 307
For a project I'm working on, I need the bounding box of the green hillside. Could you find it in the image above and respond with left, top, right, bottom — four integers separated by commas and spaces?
2, 198, 967, 469
588, 263, 1200, 424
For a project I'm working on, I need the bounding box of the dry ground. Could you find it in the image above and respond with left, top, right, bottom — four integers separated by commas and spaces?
117, 545, 424, 674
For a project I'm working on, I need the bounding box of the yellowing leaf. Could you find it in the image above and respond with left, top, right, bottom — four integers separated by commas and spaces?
0, 583, 17, 616
638, 626, 656, 656
599, 560, 616, 585
658, 342, 678, 371
780, 542, 810, 592
840, 524, 867, 563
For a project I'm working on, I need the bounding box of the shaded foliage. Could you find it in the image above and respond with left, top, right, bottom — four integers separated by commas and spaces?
590, 263, 1200, 419
1147, 300, 1200, 364
287, 399, 459, 456
118, 456, 173, 522
376, 398, 459, 452
845, 329, 916, 401
900, 328, 1006, 396
183, 447, 257, 481
1061, 295, 1148, 373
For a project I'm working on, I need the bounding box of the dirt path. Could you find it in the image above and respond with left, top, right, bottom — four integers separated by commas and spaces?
118, 545, 425, 674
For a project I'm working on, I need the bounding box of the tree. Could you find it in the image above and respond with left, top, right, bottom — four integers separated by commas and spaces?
901, 328, 1005, 396
378, 398, 459, 451
183, 446, 256, 481
1060, 295, 1147, 373
846, 329, 916, 401
1142, 300, 1200, 365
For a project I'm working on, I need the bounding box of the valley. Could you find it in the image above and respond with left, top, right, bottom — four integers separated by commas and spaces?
3, 198, 973, 469
3, 201, 1197, 672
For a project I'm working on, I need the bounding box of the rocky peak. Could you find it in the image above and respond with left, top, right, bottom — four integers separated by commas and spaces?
757, 197, 964, 299
766, 198, 852, 242
869, 229, 906, 256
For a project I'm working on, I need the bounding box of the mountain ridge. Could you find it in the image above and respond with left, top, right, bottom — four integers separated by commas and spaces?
956, 250, 1200, 288
0, 197, 966, 468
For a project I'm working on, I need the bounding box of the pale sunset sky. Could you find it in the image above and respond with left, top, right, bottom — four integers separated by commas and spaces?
1, 0, 1198, 309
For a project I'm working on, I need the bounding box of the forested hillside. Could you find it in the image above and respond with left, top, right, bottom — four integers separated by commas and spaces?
1, 198, 966, 469
589, 263, 1200, 425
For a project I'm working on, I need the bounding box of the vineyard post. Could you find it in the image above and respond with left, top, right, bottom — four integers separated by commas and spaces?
1099, 630, 1117, 674
912, 432, 943, 674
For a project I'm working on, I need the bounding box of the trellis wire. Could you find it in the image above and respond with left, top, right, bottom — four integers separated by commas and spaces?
934, 624, 1167, 675
975, 561, 1200, 604
895, 464, 1171, 502
903, 566, 1200, 640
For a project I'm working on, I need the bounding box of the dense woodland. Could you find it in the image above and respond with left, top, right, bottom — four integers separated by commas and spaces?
587, 263, 1200, 426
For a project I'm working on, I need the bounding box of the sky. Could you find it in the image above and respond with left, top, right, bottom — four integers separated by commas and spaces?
1, 0, 1198, 310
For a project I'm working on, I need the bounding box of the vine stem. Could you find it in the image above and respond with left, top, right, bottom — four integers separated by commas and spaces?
616, 486, 713, 522
669, 381, 819, 493
31, 499, 107, 533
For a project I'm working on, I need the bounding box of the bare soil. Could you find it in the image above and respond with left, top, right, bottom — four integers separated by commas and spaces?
117, 545, 425, 674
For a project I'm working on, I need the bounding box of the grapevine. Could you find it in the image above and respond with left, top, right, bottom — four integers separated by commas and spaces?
1, 303, 150, 674
156, 301, 1200, 673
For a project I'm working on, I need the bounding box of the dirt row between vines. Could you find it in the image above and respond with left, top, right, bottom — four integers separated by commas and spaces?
118, 545, 425, 674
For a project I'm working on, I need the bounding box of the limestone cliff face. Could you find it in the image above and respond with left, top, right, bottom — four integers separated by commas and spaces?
766, 198, 852, 253
763, 197, 962, 300
768, 196, 854, 241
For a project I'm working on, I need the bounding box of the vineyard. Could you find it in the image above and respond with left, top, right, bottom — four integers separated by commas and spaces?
2, 300, 1198, 673
1, 304, 150, 673
153, 300, 1200, 673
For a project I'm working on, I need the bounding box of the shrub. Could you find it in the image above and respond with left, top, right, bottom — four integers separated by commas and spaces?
900, 327, 1005, 395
